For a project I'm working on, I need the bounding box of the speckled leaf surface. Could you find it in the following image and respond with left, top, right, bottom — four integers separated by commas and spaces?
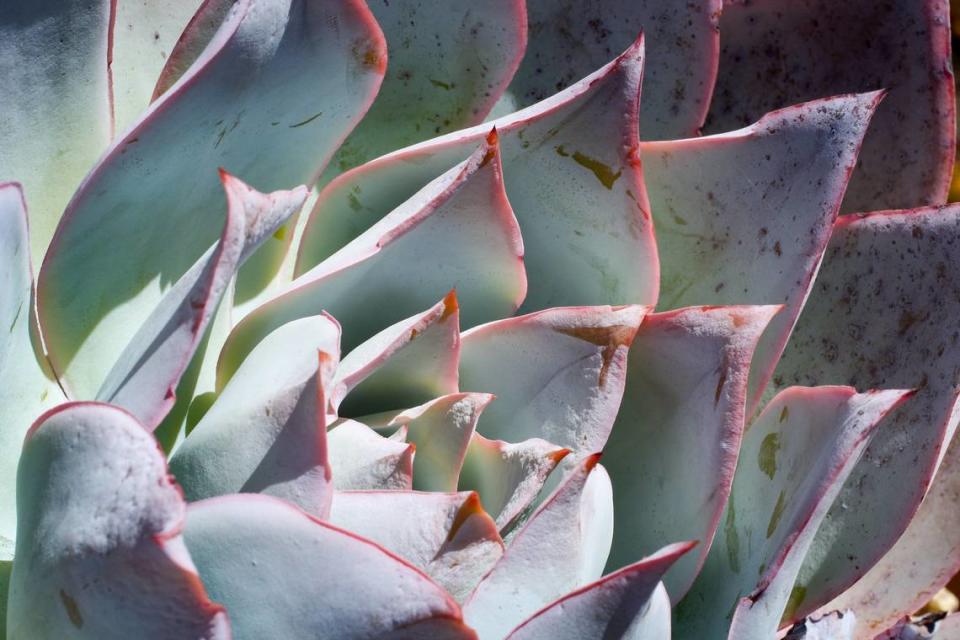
297, 37, 658, 315
96, 172, 307, 429
0, 184, 63, 548
0, 0, 112, 263
328, 0, 527, 177
505, 542, 696, 640
184, 494, 477, 639
458, 434, 569, 531
818, 430, 960, 638
392, 393, 492, 492
220, 133, 525, 382
675, 387, 911, 640
37, 0, 386, 400
603, 305, 778, 602
7, 403, 228, 639
109, 0, 204, 133
772, 205, 960, 623
705, 0, 955, 213
333, 293, 461, 418
170, 314, 339, 518
642, 93, 881, 412
463, 455, 614, 639
460, 305, 647, 455
329, 490, 503, 602
327, 419, 415, 491
502, 0, 720, 139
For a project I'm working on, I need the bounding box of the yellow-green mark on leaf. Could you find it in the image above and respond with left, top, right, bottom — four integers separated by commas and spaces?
758, 432, 780, 479
766, 489, 786, 538
725, 490, 740, 573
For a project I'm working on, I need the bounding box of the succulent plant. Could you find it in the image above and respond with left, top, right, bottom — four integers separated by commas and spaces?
3, 0, 960, 638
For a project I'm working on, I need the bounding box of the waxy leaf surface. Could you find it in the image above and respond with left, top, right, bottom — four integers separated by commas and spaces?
327, 419, 415, 491
8, 403, 227, 639
298, 36, 658, 314
603, 305, 778, 601
705, 0, 955, 213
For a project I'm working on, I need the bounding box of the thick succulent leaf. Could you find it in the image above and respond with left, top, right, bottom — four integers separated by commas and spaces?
329, 490, 504, 602
109, 0, 204, 132
674, 387, 912, 640
327, 419, 415, 491
219, 132, 525, 383
0, 184, 64, 545
333, 292, 461, 418
459, 305, 647, 454
458, 434, 570, 531
184, 494, 476, 639
328, 0, 528, 177
813, 428, 960, 637
463, 455, 614, 639
0, 0, 112, 262
152, 0, 235, 99
772, 205, 960, 621
37, 0, 386, 399
642, 92, 882, 411
504, 542, 696, 640
297, 36, 658, 315
7, 403, 228, 639
603, 305, 779, 601
783, 611, 857, 640
96, 172, 307, 428
170, 314, 338, 518
0, 557, 9, 638
705, 0, 955, 213
391, 393, 491, 492
502, 0, 720, 139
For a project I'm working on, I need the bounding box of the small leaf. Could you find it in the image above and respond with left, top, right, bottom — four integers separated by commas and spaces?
327, 419, 415, 491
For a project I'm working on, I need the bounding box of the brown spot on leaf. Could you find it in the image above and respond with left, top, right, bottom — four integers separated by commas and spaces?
554, 324, 638, 387
60, 589, 83, 628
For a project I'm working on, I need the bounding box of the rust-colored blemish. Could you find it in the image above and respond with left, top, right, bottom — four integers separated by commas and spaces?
555, 324, 638, 387
555, 144, 570, 157
714, 370, 727, 406
447, 493, 483, 542
440, 290, 459, 322
548, 448, 572, 464
779, 406, 789, 423
480, 130, 499, 167
583, 452, 602, 472
353, 39, 386, 73
625, 145, 642, 167
485, 128, 499, 147
731, 313, 748, 328
60, 589, 83, 629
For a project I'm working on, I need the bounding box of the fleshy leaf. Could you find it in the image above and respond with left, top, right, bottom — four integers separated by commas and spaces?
109, 0, 204, 133
705, 0, 955, 212
504, 542, 697, 640
327, 419, 415, 491
817, 431, 960, 637
183, 494, 476, 639
391, 393, 492, 492
152, 0, 235, 98
37, 0, 386, 399
297, 36, 658, 315
329, 490, 504, 602
463, 455, 614, 638
7, 403, 228, 639
96, 171, 307, 428
333, 292, 461, 418
169, 314, 339, 518
459, 305, 647, 455
328, 0, 528, 177
458, 434, 570, 531
674, 387, 912, 639
603, 305, 779, 601
219, 132, 525, 383
502, 0, 720, 139
0, 0, 112, 262
772, 205, 960, 622
642, 92, 882, 411
783, 611, 857, 640
0, 184, 63, 545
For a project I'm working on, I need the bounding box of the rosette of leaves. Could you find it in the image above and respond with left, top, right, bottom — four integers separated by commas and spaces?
2, 0, 960, 638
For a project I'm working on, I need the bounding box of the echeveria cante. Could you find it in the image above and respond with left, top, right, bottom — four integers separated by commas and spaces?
1, 0, 958, 639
